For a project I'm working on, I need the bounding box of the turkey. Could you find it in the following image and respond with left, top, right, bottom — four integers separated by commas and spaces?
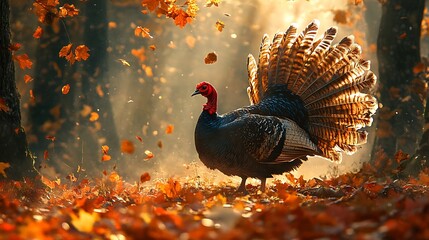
192, 20, 377, 193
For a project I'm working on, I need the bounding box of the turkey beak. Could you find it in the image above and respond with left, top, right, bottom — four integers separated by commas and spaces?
191, 89, 201, 97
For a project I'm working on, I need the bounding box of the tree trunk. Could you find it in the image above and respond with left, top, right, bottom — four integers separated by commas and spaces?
0, 0, 34, 179
375, 0, 425, 159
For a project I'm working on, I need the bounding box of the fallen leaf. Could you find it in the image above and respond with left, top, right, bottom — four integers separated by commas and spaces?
62, 84, 70, 95
121, 140, 135, 154
33, 26, 43, 39
204, 52, 217, 64
71, 209, 100, 233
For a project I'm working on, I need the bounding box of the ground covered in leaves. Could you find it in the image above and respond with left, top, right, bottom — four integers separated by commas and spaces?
1, 161, 429, 240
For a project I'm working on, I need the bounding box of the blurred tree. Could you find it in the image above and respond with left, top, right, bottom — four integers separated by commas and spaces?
28, 1, 80, 173
0, 0, 35, 179
79, 0, 120, 166
375, 0, 425, 163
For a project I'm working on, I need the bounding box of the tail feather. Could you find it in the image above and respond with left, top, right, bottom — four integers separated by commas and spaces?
245, 20, 378, 162
258, 34, 270, 93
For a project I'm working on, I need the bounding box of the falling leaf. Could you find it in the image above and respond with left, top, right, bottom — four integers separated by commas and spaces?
0, 98, 10, 112
45, 135, 56, 142
89, 112, 99, 122
29, 90, 35, 101
15, 54, 33, 69
9, 43, 21, 51
58, 4, 79, 18
80, 105, 92, 117
24, 74, 33, 83
101, 154, 111, 162
0, 162, 10, 178
354, 0, 363, 5
59, 44, 73, 58
157, 140, 163, 148
134, 26, 153, 39
332, 10, 348, 25
121, 140, 135, 154
33, 26, 43, 39
215, 20, 225, 32
144, 150, 154, 160
44, 150, 49, 160
96, 85, 105, 97
131, 47, 146, 63
108, 21, 117, 29
71, 209, 100, 233
118, 59, 130, 67
205, 0, 221, 7
185, 35, 196, 48
394, 150, 410, 163
75, 45, 90, 61
62, 84, 70, 95
165, 124, 174, 134
141, 0, 160, 12
204, 52, 217, 64
136, 136, 143, 142
109, 172, 120, 182
149, 45, 156, 51
140, 172, 151, 183
174, 9, 191, 28
143, 65, 153, 77
101, 145, 110, 154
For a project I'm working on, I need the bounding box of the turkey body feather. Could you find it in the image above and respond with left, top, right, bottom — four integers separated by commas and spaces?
193, 20, 377, 193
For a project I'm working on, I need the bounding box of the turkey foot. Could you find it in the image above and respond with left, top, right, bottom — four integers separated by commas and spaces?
236, 177, 249, 195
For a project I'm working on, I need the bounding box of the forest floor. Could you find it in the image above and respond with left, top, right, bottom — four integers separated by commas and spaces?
1, 157, 429, 240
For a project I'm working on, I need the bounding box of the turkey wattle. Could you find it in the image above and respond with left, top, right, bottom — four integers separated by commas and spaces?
193, 20, 377, 193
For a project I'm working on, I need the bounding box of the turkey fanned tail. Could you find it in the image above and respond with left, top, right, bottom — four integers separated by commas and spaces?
246, 20, 377, 162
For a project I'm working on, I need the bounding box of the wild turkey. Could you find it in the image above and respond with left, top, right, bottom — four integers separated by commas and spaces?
192, 20, 377, 193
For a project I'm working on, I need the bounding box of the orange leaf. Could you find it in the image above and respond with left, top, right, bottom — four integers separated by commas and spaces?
58, 4, 79, 18
158, 178, 181, 198
15, 54, 33, 69
149, 45, 156, 51
101, 145, 110, 154
89, 112, 99, 122
332, 10, 349, 25
109, 172, 120, 182
62, 84, 70, 95
44, 150, 49, 160
165, 124, 174, 134
59, 44, 73, 57
135, 26, 153, 39
41, 175, 56, 189
204, 52, 217, 64
75, 45, 90, 61
0, 98, 10, 112
24, 74, 33, 83
101, 154, 111, 162
121, 140, 135, 154
0, 162, 10, 178
140, 172, 151, 183
141, 0, 160, 12
174, 9, 191, 28
144, 150, 154, 160
9, 43, 21, 51
29, 90, 35, 101
131, 47, 146, 63
33, 26, 43, 39
215, 20, 225, 32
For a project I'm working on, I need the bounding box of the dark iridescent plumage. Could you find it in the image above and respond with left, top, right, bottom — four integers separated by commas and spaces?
193, 20, 377, 193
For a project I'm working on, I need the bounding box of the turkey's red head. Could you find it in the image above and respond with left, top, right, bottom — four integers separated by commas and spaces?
192, 82, 217, 115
